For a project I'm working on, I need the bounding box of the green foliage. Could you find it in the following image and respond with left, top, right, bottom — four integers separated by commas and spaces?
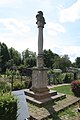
0, 42, 73, 73
6, 68, 11, 77
63, 73, 74, 83
22, 48, 36, 67
48, 69, 74, 85
6, 69, 20, 79
48, 69, 63, 84
0, 80, 11, 92
44, 49, 59, 68
13, 80, 30, 90
59, 55, 71, 72
13, 80, 24, 90
75, 57, 80, 68
0, 43, 10, 72
51, 85, 73, 95
44, 50, 72, 72
71, 80, 80, 97
0, 93, 17, 120
24, 80, 32, 89
9, 47, 21, 66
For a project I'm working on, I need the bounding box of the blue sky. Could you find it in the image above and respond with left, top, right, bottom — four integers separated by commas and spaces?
0, 0, 80, 62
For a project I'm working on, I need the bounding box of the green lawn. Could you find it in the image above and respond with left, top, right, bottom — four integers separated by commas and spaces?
51, 85, 74, 95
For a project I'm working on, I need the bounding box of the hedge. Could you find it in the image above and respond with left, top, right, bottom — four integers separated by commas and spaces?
0, 93, 17, 120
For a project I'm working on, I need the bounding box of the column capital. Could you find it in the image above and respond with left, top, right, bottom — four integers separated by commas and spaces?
36, 11, 46, 28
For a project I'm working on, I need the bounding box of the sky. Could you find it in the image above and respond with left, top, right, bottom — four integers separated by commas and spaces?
0, 0, 80, 62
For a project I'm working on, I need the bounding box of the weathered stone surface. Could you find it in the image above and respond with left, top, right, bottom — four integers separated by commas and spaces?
28, 95, 80, 120
29, 11, 49, 99
24, 89, 65, 106
31, 67, 48, 93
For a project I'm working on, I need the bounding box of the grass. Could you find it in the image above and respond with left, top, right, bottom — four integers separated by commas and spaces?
51, 85, 74, 95
48, 104, 80, 120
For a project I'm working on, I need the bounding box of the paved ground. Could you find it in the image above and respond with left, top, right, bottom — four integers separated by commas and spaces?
12, 90, 30, 120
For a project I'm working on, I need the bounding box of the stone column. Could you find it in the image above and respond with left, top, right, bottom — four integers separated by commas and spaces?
31, 11, 49, 99
36, 11, 46, 68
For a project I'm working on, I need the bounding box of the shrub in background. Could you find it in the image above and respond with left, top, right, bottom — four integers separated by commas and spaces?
63, 73, 74, 83
0, 93, 17, 120
0, 80, 11, 92
13, 80, 30, 90
13, 80, 24, 90
48, 69, 63, 85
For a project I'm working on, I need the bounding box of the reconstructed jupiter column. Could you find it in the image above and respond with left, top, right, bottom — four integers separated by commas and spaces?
30, 11, 49, 100
25, 11, 65, 105
36, 11, 46, 68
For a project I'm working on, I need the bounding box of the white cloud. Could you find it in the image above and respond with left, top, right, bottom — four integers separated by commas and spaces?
60, 46, 80, 62
0, 18, 30, 34
48, 30, 57, 36
0, 35, 37, 53
59, 0, 80, 23
47, 22, 66, 36
0, 0, 16, 5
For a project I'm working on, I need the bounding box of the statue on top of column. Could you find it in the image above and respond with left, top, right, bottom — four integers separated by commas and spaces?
36, 11, 46, 27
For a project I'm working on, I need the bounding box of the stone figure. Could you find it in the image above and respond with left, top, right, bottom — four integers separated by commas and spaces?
36, 11, 46, 27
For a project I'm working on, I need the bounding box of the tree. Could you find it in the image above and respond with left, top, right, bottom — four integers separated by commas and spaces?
9, 47, 21, 66
22, 49, 36, 67
59, 55, 71, 72
75, 57, 80, 68
44, 49, 59, 68
1, 43, 10, 72
53, 56, 61, 69
0, 43, 2, 73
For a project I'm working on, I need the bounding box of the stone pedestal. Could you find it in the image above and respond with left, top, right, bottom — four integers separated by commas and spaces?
31, 67, 50, 100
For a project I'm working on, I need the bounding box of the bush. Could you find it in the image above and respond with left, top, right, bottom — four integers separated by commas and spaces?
63, 73, 74, 83
71, 80, 80, 97
13, 80, 31, 90
0, 93, 17, 120
0, 80, 11, 92
13, 80, 23, 90
24, 80, 32, 89
48, 69, 63, 84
